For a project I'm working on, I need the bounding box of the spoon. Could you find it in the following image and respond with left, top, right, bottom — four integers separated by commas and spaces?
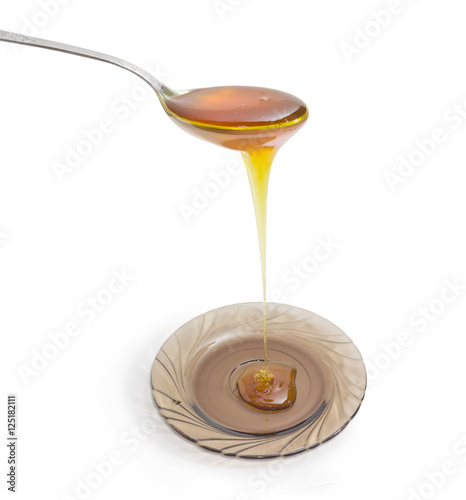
0, 29, 309, 381
0, 29, 307, 151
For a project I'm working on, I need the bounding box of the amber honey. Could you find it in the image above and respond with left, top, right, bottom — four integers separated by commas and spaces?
236, 361, 297, 411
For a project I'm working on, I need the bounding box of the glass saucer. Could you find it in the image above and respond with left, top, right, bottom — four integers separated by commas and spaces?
151, 302, 366, 458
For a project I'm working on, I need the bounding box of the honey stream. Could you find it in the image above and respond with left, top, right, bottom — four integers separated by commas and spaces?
165, 86, 308, 410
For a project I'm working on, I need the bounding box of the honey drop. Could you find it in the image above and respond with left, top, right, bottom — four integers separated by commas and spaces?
236, 362, 297, 411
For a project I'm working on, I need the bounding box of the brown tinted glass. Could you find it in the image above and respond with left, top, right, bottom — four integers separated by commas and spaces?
151, 302, 366, 458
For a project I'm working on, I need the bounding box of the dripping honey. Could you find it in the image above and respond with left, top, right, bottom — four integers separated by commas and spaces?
236, 362, 297, 411
165, 86, 308, 410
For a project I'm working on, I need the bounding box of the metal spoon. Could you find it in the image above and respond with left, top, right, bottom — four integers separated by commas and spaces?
0, 29, 308, 151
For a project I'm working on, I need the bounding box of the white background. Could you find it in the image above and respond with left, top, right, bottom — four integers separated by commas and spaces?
1, 0, 466, 499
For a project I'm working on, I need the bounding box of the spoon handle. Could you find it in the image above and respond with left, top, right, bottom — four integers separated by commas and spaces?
0, 29, 173, 97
